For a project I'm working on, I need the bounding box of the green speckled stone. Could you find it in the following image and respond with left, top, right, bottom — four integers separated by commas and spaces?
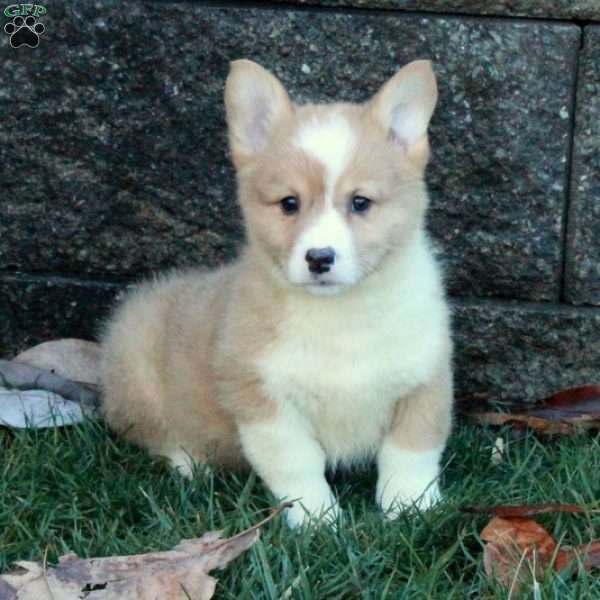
269, 0, 600, 21
0, 2, 579, 302
564, 26, 600, 306
0, 276, 121, 357
1, 2, 596, 402
454, 300, 600, 403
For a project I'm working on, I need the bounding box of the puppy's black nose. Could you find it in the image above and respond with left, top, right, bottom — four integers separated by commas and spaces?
305, 247, 335, 274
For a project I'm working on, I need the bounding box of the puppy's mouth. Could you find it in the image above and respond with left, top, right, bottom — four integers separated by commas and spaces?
303, 279, 345, 296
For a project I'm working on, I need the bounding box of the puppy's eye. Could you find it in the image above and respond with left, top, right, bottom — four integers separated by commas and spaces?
350, 195, 372, 214
280, 196, 300, 215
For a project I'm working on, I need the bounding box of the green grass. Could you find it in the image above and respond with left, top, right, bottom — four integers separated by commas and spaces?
2, 420, 600, 598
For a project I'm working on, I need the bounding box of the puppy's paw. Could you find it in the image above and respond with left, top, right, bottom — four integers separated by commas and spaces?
165, 449, 209, 479
376, 445, 443, 519
283, 487, 340, 529
377, 479, 441, 520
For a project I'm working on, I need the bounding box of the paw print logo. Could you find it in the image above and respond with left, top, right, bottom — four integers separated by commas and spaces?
4, 15, 45, 48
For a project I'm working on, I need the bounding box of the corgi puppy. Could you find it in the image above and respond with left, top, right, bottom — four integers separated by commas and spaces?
100, 59, 453, 528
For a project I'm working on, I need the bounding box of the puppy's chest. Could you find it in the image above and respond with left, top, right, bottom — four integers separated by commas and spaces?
256, 298, 443, 461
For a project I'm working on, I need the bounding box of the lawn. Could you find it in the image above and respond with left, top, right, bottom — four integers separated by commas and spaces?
2, 419, 600, 598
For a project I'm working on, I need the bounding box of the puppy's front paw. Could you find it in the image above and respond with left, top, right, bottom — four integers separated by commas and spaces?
376, 445, 443, 519
165, 449, 201, 479
285, 500, 341, 529
283, 486, 340, 529
377, 479, 441, 520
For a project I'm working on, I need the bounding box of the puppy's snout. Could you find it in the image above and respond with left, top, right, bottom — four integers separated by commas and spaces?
305, 247, 336, 274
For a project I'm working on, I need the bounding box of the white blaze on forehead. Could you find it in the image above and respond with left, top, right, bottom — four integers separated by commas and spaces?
294, 114, 356, 199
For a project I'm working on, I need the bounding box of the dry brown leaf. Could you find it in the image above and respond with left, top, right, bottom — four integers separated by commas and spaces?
13, 339, 101, 385
573, 541, 600, 570
0, 504, 291, 599
461, 384, 600, 435
481, 516, 557, 556
480, 515, 600, 592
481, 516, 559, 589
463, 503, 596, 518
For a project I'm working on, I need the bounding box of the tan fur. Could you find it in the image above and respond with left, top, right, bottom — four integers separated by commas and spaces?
388, 356, 454, 452
100, 59, 453, 524
100, 267, 242, 466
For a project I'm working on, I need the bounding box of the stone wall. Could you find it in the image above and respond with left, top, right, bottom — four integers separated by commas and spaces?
269, 0, 600, 21
1, 1, 599, 403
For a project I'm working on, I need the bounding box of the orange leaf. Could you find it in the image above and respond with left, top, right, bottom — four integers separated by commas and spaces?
480, 515, 600, 590
463, 503, 593, 518
481, 517, 558, 589
556, 540, 600, 572
461, 384, 600, 435
481, 517, 557, 557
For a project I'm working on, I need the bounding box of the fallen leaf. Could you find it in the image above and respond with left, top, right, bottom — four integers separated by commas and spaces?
480, 514, 600, 592
461, 384, 600, 435
0, 503, 291, 599
463, 503, 597, 518
13, 339, 101, 385
572, 540, 600, 570
0, 389, 89, 429
481, 516, 558, 590
0, 360, 98, 408
0, 340, 100, 429
481, 517, 557, 556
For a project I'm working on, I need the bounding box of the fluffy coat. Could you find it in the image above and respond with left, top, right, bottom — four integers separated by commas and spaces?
100, 59, 453, 527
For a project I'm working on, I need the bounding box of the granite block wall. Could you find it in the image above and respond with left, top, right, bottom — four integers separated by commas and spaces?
1, 1, 599, 403
565, 26, 600, 306
268, 0, 600, 21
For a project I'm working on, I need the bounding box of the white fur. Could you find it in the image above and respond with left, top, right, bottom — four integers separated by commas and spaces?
238, 406, 339, 528
295, 115, 355, 192
376, 442, 443, 518
259, 230, 449, 466
288, 116, 358, 292
166, 449, 196, 479
287, 207, 358, 290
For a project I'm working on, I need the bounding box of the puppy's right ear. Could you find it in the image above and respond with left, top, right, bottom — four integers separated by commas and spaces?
225, 60, 293, 167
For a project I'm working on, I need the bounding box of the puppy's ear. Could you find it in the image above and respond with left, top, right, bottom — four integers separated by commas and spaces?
225, 60, 294, 166
369, 60, 438, 154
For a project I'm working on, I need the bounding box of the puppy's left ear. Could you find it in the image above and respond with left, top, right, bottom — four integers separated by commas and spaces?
369, 60, 438, 154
